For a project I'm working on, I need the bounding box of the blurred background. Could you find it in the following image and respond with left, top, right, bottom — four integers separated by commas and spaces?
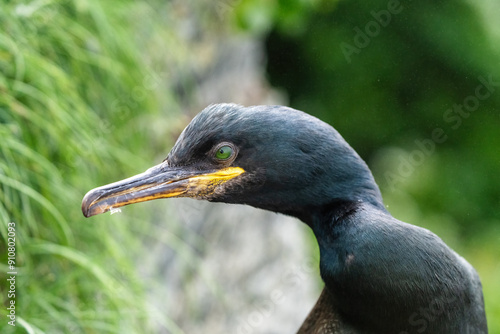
1, 0, 499, 333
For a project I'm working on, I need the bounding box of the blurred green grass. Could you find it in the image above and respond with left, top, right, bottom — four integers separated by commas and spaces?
0, 1, 183, 333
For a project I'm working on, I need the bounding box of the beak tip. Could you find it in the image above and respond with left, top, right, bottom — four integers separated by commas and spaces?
81, 189, 102, 218
81, 206, 91, 218
81, 200, 92, 218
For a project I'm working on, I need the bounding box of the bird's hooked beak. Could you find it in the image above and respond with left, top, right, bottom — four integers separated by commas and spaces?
81, 162, 245, 217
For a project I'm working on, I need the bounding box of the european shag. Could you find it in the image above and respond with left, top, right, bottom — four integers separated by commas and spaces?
82, 104, 487, 333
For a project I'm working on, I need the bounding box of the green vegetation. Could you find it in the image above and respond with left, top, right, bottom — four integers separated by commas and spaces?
0, 1, 183, 332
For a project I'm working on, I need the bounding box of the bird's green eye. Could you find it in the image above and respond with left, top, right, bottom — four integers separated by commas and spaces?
215, 145, 233, 160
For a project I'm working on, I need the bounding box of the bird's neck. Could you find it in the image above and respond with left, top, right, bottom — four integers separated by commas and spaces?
305, 201, 470, 333
306, 200, 392, 331
301, 160, 387, 225
290, 186, 386, 227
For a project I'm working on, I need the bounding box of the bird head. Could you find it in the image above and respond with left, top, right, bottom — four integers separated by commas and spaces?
82, 104, 383, 221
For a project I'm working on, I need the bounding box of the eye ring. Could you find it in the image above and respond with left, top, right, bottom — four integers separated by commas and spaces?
212, 142, 238, 163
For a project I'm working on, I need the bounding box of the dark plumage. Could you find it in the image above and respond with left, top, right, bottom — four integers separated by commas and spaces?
82, 104, 487, 333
